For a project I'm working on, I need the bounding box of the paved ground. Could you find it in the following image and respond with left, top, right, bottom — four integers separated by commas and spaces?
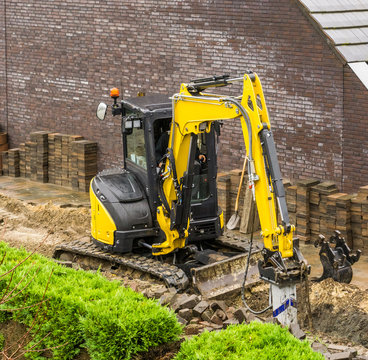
0, 176, 90, 206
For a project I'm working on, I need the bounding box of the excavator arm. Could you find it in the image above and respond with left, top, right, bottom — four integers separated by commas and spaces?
153, 72, 296, 272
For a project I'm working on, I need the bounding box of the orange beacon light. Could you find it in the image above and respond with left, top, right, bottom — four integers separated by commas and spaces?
110, 87, 120, 99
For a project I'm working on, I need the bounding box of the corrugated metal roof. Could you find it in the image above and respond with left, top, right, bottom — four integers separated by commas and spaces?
297, 0, 368, 89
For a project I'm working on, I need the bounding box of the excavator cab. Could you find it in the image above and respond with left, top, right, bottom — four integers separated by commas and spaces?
91, 93, 223, 254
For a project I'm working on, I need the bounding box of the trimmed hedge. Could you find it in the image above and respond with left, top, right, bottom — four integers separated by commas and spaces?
0, 242, 182, 359
174, 322, 323, 360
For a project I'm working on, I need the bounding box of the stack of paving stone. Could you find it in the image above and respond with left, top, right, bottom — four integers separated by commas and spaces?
0, 132, 8, 172
351, 185, 368, 251
61, 135, 71, 187
326, 193, 353, 247
67, 135, 84, 187
295, 179, 320, 242
286, 184, 297, 227
25, 142, 32, 178
310, 182, 339, 239
1, 151, 8, 176
54, 133, 63, 185
29, 141, 37, 181
7, 149, 20, 177
71, 140, 98, 192
47, 133, 56, 184
1, 130, 98, 193
216, 170, 366, 250
19, 143, 26, 177
309, 184, 321, 238
49, 133, 85, 188
30, 131, 49, 183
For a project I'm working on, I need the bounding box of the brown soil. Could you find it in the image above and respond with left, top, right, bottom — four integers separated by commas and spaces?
0, 320, 30, 360
0, 320, 90, 359
302, 278, 368, 347
228, 278, 368, 349
229, 282, 271, 315
0, 194, 90, 256
133, 340, 183, 360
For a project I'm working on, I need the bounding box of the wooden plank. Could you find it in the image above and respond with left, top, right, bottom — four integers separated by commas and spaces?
239, 186, 259, 234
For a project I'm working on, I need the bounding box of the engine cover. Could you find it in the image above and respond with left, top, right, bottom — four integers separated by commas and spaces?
90, 168, 156, 253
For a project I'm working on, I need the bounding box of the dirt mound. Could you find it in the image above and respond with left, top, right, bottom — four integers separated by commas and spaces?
0, 194, 26, 214
0, 194, 90, 256
306, 279, 368, 346
0, 194, 90, 235
26, 202, 90, 234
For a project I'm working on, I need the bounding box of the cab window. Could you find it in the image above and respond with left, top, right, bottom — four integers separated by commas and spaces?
126, 127, 147, 169
191, 132, 210, 203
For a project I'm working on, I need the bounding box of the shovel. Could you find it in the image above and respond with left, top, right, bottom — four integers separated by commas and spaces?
227, 157, 247, 230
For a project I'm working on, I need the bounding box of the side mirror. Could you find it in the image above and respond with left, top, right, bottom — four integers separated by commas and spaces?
96, 102, 107, 121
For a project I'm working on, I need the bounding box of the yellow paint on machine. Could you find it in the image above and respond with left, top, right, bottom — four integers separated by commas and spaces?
219, 210, 224, 230
90, 183, 116, 245
155, 73, 295, 258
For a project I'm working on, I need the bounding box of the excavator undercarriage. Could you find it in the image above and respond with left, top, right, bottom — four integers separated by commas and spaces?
53, 233, 263, 298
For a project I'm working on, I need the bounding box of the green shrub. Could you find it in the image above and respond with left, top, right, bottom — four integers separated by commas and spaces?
80, 292, 181, 360
0, 242, 182, 359
175, 322, 323, 360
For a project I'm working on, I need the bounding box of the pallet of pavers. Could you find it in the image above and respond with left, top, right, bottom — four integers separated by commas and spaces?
1, 151, 8, 176
19, 143, 26, 177
54, 133, 63, 186
0, 132, 8, 172
7, 149, 20, 177
0, 131, 97, 192
30, 131, 49, 183
351, 185, 368, 251
25, 142, 32, 178
68, 135, 83, 185
71, 140, 98, 192
47, 133, 56, 184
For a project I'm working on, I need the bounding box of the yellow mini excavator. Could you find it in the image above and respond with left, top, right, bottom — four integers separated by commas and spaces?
54, 72, 361, 325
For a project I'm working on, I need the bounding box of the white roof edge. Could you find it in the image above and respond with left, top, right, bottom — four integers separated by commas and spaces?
349, 61, 368, 90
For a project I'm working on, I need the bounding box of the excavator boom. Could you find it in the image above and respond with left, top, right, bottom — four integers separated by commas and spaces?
155, 72, 294, 263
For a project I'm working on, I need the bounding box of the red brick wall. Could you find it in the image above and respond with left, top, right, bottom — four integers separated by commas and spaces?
343, 66, 368, 192
0, 0, 364, 192
0, 0, 6, 128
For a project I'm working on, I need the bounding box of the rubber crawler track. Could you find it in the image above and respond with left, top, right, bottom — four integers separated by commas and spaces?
53, 234, 261, 291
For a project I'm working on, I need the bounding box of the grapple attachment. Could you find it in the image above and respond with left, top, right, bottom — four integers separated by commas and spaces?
314, 230, 361, 284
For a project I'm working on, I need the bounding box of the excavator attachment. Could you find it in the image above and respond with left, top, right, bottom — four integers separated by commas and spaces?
314, 230, 361, 284
191, 250, 262, 299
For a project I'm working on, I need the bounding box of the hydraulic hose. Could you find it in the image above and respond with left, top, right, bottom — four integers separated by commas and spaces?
241, 202, 272, 315
221, 97, 253, 162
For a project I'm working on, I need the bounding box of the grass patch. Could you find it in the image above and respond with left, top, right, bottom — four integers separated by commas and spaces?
174, 322, 323, 360
0, 242, 182, 359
